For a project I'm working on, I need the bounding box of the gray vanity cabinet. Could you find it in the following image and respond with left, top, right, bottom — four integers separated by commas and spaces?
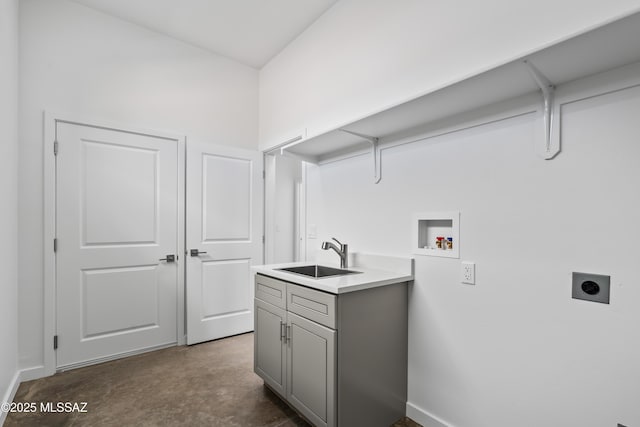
254, 273, 407, 427
254, 274, 336, 427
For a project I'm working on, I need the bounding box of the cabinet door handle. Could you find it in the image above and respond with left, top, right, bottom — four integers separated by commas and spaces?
286, 325, 291, 343
280, 322, 286, 341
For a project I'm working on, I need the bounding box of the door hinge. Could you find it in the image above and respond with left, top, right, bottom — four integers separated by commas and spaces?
53, 140, 58, 156
53, 238, 57, 253
262, 235, 265, 244
53, 335, 58, 350
262, 170, 265, 179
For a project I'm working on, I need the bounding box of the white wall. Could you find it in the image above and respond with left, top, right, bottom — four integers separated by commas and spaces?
259, 0, 640, 149
0, 0, 20, 416
305, 80, 640, 426
19, 0, 258, 372
265, 7, 640, 422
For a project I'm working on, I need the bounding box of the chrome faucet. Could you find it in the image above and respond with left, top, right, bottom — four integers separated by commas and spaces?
321, 237, 348, 268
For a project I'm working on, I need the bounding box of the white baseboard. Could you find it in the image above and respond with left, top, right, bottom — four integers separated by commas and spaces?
1, 370, 21, 426
407, 401, 451, 427
19, 365, 47, 382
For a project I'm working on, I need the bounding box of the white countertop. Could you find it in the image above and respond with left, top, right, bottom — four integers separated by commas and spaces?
251, 253, 414, 294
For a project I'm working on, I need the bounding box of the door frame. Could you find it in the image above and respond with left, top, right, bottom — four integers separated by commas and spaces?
263, 153, 307, 264
43, 111, 186, 377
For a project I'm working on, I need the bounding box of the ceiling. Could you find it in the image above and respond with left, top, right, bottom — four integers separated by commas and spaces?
71, 0, 339, 69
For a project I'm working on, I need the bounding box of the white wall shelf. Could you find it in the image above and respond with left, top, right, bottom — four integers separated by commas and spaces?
275, 12, 640, 180
413, 212, 460, 259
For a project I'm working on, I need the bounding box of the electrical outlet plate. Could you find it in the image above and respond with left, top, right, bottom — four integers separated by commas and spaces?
572, 272, 610, 304
461, 262, 475, 285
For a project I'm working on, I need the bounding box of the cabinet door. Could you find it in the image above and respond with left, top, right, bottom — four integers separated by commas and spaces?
287, 312, 336, 427
254, 299, 287, 396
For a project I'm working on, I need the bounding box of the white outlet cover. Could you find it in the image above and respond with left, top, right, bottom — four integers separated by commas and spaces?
461, 261, 475, 285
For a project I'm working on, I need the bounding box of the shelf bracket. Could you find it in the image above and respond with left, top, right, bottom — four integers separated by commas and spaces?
524, 60, 559, 159
338, 129, 381, 183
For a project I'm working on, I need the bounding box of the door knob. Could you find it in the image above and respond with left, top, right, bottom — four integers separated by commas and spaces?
190, 249, 207, 257
159, 254, 176, 263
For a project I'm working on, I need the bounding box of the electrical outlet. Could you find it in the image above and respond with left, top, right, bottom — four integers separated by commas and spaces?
572, 272, 610, 304
461, 262, 475, 285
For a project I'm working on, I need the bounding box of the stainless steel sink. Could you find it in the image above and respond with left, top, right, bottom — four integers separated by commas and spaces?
277, 265, 361, 278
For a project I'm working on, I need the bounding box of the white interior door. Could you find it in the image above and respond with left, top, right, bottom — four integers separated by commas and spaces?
186, 140, 263, 345
56, 122, 180, 369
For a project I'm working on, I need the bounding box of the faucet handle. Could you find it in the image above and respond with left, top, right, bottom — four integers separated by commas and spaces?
331, 237, 343, 246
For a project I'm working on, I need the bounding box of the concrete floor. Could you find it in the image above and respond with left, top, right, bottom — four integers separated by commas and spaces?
6, 333, 421, 426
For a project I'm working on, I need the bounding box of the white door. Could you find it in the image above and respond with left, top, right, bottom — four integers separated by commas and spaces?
186, 140, 263, 345
56, 122, 180, 369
